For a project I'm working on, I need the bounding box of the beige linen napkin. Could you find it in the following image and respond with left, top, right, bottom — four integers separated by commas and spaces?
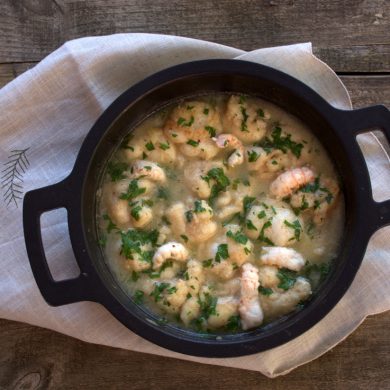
0, 34, 389, 378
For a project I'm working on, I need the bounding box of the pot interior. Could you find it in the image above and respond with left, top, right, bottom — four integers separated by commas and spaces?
80, 70, 358, 348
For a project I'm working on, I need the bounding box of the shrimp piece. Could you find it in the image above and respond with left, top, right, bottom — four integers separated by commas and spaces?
108, 199, 131, 227
123, 128, 177, 165
260, 247, 305, 272
258, 266, 279, 288
180, 297, 201, 326
152, 242, 189, 269
223, 95, 270, 143
259, 277, 311, 320
129, 201, 153, 228
244, 201, 303, 246
213, 134, 244, 167
183, 161, 222, 199
156, 279, 189, 314
129, 160, 166, 183
224, 224, 253, 266
239, 263, 264, 330
186, 259, 204, 294
165, 202, 186, 236
210, 260, 236, 280
186, 218, 218, 243
208, 296, 239, 329
164, 101, 222, 160
270, 167, 315, 199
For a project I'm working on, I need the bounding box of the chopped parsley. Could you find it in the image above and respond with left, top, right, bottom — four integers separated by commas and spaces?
159, 142, 170, 150
257, 210, 266, 219
185, 210, 194, 223
120, 229, 158, 263
205, 125, 217, 137
240, 106, 249, 132
197, 293, 218, 323
203, 108, 209, 115
258, 286, 273, 296
300, 177, 320, 193
203, 167, 231, 204
103, 214, 118, 233
180, 234, 189, 243
133, 290, 144, 304
225, 315, 241, 332
215, 243, 229, 263
145, 141, 155, 151
246, 220, 258, 231
194, 200, 207, 213
247, 149, 260, 162
226, 229, 248, 245
202, 259, 213, 268
150, 282, 171, 302
258, 220, 274, 246
277, 268, 297, 290
107, 161, 128, 182
255, 126, 304, 158
130, 204, 143, 221
177, 116, 194, 127
243, 196, 256, 215
157, 187, 169, 200
187, 139, 199, 147
257, 108, 265, 118
284, 219, 303, 241
120, 179, 146, 201
131, 271, 139, 282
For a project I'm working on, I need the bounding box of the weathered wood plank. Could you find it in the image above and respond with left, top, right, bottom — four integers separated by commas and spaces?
0, 62, 37, 88
0, 313, 389, 389
1, 63, 389, 108
0, 0, 389, 71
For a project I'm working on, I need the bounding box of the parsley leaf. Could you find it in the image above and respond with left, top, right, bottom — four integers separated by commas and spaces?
226, 229, 248, 245
120, 179, 146, 201
204, 125, 217, 138
185, 210, 194, 222
205, 167, 231, 203
255, 126, 304, 158
240, 106, 249, 132
215, 243, 229, 263
133, 290, 144, 304
225, 315, 241, 332
277, 268, 297, 290
159, 142, 170, 150
187, 139, 199, 147
107, 161, 128, 182
258, 286, 273, 296
247, 149, 260, 162
202, 259, 213, 268
145, 141, 155, 151
103, 214, 118, 233
177, 116, 194, 127
284, 219, 303, 241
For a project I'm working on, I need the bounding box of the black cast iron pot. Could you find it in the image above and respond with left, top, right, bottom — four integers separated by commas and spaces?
23, 60, 390, 357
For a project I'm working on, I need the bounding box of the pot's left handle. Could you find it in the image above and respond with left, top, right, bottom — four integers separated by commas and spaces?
23, 178, 95, 306
339, 104, 390, 234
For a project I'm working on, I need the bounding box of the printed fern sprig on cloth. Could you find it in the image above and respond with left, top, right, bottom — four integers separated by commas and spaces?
1, 148, 30, 207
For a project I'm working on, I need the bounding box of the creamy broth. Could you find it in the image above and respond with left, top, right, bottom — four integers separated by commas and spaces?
97, 94, 344, 333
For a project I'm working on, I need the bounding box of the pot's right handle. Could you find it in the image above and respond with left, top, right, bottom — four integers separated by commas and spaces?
339, 104, 390, 233
23, 178, 95, 306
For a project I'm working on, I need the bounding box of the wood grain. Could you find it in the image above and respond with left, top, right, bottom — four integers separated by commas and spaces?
1, 1, 389, 388
0, 0, 389, 72
0, 313, 389, 389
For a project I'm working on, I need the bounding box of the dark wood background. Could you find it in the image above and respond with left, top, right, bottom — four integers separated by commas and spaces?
0, 1, 389, 388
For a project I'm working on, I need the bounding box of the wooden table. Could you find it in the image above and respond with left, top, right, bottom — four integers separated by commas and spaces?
1, 1, 389, 388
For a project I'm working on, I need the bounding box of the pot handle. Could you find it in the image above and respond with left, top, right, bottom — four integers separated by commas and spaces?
339, 104, 390, 233
23, 178, 95, 306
